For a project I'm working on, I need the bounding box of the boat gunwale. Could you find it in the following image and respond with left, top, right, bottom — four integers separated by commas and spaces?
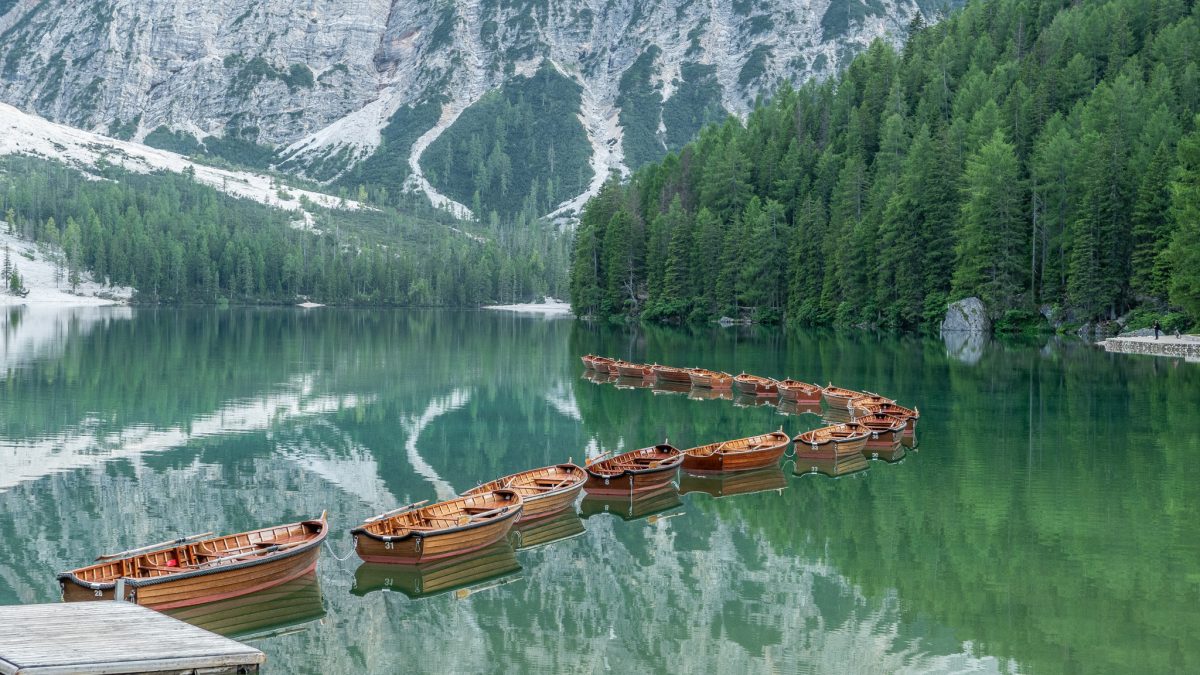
351, 490, 524, 543
58, 514, 328, 591
585, 445, 684, 479
685, 431, 790, 458
460, 464, 587, 504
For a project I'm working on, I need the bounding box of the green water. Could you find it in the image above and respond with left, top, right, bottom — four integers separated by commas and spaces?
1, 307, 1198, 674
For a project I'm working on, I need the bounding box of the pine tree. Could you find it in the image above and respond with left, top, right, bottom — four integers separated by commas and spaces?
954, 130, 1026, 310
1168, 126, 1200, 320
1130, 143, 1175, 300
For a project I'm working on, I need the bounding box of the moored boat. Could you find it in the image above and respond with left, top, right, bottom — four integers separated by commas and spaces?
593, 357, 618, 374
733, 373, 779, 397
351, 490, 523, 564
461, 464, 586, 522
822, 384, 867, 409
855, 413, 905, 453
849, 393, 895, 416
682, 430, 790, 474
793, 423, 871, 460
688, 368, 733, 389
583, 445, 684, 495
777, 379, 822, 403
651, 364, 693, 385
581, 354, 600, 369
615, 361, 655, 379
860, 402, 920, 440
59, 513, 328, 609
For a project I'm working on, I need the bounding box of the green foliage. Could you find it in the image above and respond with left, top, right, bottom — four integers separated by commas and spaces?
332, 101, 441, 189
662, 63, 726, 152
422, 63, 593, 220
572, 0, 1200, 330
617, 48, 665, 169
106, 114, 140, 141
143, 126, 204, 155
224, 55, 314, 99
0, 156, 568, 306
737, 45, 771, 87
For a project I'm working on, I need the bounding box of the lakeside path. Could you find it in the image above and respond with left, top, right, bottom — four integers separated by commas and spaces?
1100, 334, 1200, 361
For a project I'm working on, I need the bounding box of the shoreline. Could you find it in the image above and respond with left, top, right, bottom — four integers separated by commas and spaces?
1100, 335, 1200, 361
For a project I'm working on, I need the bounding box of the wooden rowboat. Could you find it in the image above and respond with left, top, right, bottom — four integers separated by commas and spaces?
615, 361, 655, 379
859, 402, 920, 439
777, 379, 822, 403
682, 430, 790, 474
855, 413, 905, 452
592, 357, 617, 374
651, 364, 693, 385
462, 464, 586, 522
581, 354, 599, 369
793, 423, 870, 460
59, 513, 328, 609
688, 368, 733, 389
733, 373, 779, 397
849, 393, 895, 416
822, 384, 867, 409
352, 490, 523, 564
584, 445, 684, 495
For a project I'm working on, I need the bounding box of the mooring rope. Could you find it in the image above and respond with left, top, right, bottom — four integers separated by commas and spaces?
323, 539, 357, 563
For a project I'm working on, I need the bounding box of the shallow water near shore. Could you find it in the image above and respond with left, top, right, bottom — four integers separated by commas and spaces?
2, 306, 1198, 674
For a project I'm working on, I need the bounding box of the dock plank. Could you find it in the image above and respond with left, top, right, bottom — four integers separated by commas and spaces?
0, 602, 264, 674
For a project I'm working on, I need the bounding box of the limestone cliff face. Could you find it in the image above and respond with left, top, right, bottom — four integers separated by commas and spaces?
0, 0, 950, 212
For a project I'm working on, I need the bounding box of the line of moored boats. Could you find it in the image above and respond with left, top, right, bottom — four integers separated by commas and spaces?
52, 353, 920, 613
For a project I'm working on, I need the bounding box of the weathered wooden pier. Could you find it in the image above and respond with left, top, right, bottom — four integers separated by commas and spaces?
0, 601, 264, 674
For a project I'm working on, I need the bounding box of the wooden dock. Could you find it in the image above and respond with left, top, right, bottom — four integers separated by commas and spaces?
0, 601, 265, 674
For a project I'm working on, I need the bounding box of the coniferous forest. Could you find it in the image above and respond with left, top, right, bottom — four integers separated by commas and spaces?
569, 0, 1200, 332
0, 157, 568, 305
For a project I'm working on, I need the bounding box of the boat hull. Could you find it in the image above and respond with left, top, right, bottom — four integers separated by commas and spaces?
353, 508, 521, 565
822, 387, 866, 409
616, 363, 653, 379
351, 542, 521, 599
583, 465, 679, 495
164, 572, 325, 639
462, 464, 586, 522
61, 541, 322, 610
734, 378, 778, 397
652, 367, 693, 384
793, 436, 868, 461
682, 444, 787, 474
778, 383, 822, 403
688, 371, 733, 389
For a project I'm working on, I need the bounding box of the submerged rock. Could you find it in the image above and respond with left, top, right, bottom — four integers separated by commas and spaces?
940, 297, 990, 333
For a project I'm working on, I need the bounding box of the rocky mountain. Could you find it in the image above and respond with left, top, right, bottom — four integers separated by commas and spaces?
0, 1, 954, 219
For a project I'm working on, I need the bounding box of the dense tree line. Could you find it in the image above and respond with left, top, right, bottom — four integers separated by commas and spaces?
0, 157, 567, 305
571, 0, 1200, 331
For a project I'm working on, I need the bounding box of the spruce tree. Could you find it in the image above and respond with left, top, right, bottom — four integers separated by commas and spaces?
954, 130, 1026, 310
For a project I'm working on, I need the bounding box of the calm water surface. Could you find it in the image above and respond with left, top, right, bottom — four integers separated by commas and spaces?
1, 307, 1198, 674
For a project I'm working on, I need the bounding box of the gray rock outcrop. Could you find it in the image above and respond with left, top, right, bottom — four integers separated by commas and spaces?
941, 297, 990, 333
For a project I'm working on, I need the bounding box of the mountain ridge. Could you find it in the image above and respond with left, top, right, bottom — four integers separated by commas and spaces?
0, 0, 953, 218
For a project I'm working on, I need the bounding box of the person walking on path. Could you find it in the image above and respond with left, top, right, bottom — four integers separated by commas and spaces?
1153, 319, 1161, 340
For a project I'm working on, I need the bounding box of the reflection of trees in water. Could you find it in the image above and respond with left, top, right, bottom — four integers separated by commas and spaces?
572, 320, 1200, 674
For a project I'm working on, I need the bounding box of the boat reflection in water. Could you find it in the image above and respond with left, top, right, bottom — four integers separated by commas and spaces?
679, 467, 787, 499
164, 571, 325, 641
580, 485, 683, 522
650, 380, 692, 396
582, 370, 616, 385
688, 387, 734, 402
733, 393, 776, 408
776, 399, 822, 417
821, 406, 855, 424
512, 509, 586, 551
613, 375, 653, 390
865, 444, 907, 463
351, 542, 521, 600
791, 454, 870, 478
